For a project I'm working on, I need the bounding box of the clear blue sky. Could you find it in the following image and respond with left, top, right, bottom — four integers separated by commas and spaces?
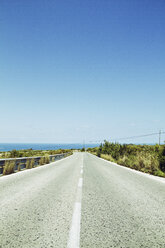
1, 0, 165, 143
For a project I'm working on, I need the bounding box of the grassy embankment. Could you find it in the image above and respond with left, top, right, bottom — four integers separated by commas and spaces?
1, 149, 73, 175
87, 141, 165, 177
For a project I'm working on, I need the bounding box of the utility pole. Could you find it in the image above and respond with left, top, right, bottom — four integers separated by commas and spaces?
159, 130, 161, 145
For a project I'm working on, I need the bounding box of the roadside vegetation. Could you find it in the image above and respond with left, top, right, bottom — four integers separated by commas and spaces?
0, 148, 73, 159
87, 141, 165, 177
1, 149, 73, 176
39, 154, 50, 166
26, 158, 35, 169
3, 160, 16, 175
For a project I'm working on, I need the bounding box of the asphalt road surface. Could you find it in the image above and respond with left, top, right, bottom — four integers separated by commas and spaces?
0, 152, 165, 248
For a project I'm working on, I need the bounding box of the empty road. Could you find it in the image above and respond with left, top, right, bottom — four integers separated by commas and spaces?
0, 152, 165, 248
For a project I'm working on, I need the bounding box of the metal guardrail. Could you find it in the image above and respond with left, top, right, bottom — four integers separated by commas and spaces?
0, 152, 72, 175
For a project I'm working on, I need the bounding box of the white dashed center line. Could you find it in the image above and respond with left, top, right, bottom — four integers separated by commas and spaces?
67, 202, 81, 248
67, 156, 84, 248
78, 178, 83, 188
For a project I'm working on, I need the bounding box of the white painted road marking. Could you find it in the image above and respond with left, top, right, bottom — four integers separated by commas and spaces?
67, 155, 83, 248
78, 178, 83, 188
67, 202, 81, 248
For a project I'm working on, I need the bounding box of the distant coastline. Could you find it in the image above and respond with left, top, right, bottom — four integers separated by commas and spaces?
0, 143, 99, 152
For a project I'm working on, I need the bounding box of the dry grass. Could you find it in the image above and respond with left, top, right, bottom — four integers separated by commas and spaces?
2, 153, 71, 176
51, 157, 55, 162
26, 159, 35, 169
101, 154, 115, 163
26, 159, 31, 169
45, 155, 50, 164
17, 164, 21, 171
116, 152, 165, 177
30, 158, 35, 168
39, 157, 45, 165
3, 160, 15, 175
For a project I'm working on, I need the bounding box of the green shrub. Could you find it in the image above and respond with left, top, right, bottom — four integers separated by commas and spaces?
10, 149, 19, 158
97, 149, 101, 157
96, 141, 165, 177
159, 146, 165, 172
159, 157, 165, 172
154, 170, 165, 177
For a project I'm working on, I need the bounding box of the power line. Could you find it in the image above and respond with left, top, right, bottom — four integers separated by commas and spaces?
89, 130, 165, 144
116, 131, 165, 141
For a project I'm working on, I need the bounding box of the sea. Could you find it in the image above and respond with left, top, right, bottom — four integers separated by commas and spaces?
0, 143, 99, 152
